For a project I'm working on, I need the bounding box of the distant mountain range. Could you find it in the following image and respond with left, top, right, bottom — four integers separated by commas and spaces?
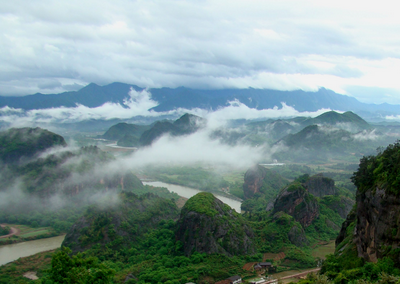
0, 83, 399, 119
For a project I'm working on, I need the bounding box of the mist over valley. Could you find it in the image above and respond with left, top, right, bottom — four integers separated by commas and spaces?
2, 1, 400, 282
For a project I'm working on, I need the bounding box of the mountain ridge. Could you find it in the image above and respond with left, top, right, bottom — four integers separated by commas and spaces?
0, 83, 399, 117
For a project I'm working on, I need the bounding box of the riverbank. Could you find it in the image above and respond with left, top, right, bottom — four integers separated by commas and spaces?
0, 235, 65, 267
0, 225, 19, 239
143, 181, 242, 212
0, 224, 60, 246
0, 248, 58, 282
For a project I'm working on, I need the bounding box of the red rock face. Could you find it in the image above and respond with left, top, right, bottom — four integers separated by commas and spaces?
355, 187, 400, 263
272, 184, 319, 227
243, 165, 268, 199
304, 174, 337, 197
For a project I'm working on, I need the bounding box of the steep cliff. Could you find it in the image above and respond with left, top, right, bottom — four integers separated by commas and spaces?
336, 141, 400, 264
242, 165, 287, 200
304, 174, 337, 197
175, 192, 255, 257
272, 182, 319, 227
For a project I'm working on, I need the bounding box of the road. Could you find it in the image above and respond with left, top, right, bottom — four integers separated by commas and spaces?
0, 224, 20, 239
262, 268, 321, 283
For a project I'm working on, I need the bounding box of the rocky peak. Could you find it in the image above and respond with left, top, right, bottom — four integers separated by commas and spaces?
272, 183, 319, 227
304, 174, 337, 197
242, 165, 287, 200
175, 192, 255, 257
336, 141, 400, 264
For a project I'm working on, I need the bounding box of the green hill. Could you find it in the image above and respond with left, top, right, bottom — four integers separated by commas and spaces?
102, 122, 150, 141
139, 113, 205, 146
303, 111, 370, 131
0, 127, 66, 164
63, 192, 179, 255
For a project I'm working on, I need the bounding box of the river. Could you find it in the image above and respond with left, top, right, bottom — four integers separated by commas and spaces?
0, 182, 241, 266
0, 235, 65, 266
143, 181, 242, 213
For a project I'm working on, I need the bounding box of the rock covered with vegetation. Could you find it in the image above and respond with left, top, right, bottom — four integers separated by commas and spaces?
0, 127, 66, 164
102, 122, 150, 141
140, 113, 205, 146
304, 174, 337, 197
319, 141, 400, 283
176, 192, 255, 257
242, 165, 288, 200
348, 141, 400, 263
272, 182, 319, 227
63, 192, 179, 255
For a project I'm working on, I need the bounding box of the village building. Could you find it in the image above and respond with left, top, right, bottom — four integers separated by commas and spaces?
227, 275, 242, 284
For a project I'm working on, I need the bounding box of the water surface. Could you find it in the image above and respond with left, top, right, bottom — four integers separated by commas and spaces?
0, 235, 65, 266
143, 181, 242, 213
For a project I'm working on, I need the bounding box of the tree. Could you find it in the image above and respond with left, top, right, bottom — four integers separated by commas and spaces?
44, 247, 115, 284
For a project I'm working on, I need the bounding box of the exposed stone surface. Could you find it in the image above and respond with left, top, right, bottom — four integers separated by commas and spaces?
288, 225, 309, 247
305, 174, 337, 197
329, 196, 354, 219
272, 183, 319, 227
242, 165, 287, 200
354, 187, 400, 263
176, 192, 255, 257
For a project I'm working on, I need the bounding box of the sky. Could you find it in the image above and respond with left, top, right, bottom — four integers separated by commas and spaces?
1, 0, 400, 104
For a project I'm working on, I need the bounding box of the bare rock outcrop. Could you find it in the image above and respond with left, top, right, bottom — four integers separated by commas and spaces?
305, 174, 337, 197
243, 165, 287, 200
175, 192, 255, 257
272, 183, 319, 227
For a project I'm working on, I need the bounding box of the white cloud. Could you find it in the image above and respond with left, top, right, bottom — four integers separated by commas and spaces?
0, 86, 336, 127
1, 0, 400, 103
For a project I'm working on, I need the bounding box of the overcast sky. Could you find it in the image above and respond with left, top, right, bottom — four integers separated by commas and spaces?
1, 0, 400, 104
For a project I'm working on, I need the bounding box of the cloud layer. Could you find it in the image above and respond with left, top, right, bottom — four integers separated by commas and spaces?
1, 0, 400, 103
0, 88, 335, 127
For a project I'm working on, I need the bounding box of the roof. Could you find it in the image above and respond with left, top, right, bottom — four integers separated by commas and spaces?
228, 275, 242, 281
215, 280, 230, 284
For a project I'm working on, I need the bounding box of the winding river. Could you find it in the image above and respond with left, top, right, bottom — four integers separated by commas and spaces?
0, 235, 65, 266
0, 182, 241, 267
143, 181, 242, 213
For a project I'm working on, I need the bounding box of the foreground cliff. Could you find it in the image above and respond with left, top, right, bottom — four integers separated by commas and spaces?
319, 141, 400, 283
339, 141, 400, 263
176, 192, 255, 257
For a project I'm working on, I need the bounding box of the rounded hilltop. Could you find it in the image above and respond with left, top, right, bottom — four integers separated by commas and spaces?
176, 192, 255, 257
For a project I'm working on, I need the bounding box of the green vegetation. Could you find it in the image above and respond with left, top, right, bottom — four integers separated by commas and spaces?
0, 250, 56, 284
316, 141, 400, 283
0, 127, 66, 164
183, 192, 219, 217
352, 140, 400, 195
142, 165, 234, 197
42, 247, 115, 284
0, 224, 58, 245
0, 226, 10, 236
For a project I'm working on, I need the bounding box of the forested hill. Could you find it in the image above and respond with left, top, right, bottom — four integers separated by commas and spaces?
0, 82, 399, 116
0, 127, 66, 164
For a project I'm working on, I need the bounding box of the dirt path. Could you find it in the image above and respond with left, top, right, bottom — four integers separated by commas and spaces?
0, 224, 20, 239
263, 268, 321, 283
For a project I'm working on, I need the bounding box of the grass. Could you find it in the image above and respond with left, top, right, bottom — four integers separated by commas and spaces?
0, 249, 56, 283
20, 229, 51, 238
311, 240, 335, 259
0, 224, 58, 245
